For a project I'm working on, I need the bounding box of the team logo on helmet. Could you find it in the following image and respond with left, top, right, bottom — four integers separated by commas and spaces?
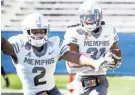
94, 9, 99, 14
36, 17, 41, 28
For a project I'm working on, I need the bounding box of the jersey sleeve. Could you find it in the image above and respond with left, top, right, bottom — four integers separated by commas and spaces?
54, 36, 70, 57
113, 27, 119, 42
59, 39, 70, 57
8, 34, 23, 55
64, 28, 79, 46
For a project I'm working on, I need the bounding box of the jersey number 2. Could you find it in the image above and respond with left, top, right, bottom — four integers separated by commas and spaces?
32, 67, 46, 86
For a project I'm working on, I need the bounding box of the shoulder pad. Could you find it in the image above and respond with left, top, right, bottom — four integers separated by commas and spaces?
8, 34, 23, 44
48, 36, 61, 47
48, 36, 60, 42
102, 24, 116, 35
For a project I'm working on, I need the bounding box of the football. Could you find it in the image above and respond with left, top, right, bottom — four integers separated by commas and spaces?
111, 49, 122, 58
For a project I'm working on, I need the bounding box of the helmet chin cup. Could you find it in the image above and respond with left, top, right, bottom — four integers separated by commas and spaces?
30, 38, 46, 47
84, 23, 97, 32
28, 34, 47, 47
82, 21, 99, 32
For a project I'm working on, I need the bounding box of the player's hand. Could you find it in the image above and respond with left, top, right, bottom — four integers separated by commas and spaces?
100, 51, 120, 70
100, 60, 117, 70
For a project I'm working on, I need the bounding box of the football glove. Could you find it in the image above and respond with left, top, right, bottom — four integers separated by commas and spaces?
100, 51, 121, 70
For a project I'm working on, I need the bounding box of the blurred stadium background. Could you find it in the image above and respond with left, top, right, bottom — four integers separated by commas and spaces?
1, 0, 135, 95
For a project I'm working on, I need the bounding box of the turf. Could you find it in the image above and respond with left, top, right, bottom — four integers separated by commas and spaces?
1, 74, 135, 95
107, 76, 135, 95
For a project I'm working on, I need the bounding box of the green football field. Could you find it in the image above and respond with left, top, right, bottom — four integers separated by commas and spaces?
1, 74, 135, 95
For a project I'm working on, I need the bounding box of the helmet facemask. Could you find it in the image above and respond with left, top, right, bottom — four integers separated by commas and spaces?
80, 10, 102, 32
78, 0, 102, 32
26, 28, 49, 47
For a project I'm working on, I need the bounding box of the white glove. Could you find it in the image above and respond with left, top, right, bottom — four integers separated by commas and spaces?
100, 52, 118, 70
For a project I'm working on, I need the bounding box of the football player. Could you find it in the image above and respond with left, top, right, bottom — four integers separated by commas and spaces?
64, 0, 122, 95
1, 12, 102, 95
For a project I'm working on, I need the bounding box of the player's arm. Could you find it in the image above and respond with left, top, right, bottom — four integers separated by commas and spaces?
65, 44, 93, 73
1, 37, 18, 63
66, 43, 83, 68
60, 51, 99, 69
64, 27, 84, 67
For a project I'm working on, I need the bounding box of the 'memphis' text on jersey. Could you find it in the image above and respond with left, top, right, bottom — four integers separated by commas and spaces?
24, 57, 55, 65
84, 41, 109, 46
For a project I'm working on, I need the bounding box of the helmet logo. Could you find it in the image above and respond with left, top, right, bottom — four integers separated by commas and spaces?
94, 9, 99, 14
36, 17, 41, 27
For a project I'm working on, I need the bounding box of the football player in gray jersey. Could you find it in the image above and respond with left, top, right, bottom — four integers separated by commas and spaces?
1, 12, 103, 95
64, 0, 122, 95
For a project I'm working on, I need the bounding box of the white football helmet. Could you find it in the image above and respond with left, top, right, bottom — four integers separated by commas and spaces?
22, 12, 49, 47
78, 0, 102, 32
